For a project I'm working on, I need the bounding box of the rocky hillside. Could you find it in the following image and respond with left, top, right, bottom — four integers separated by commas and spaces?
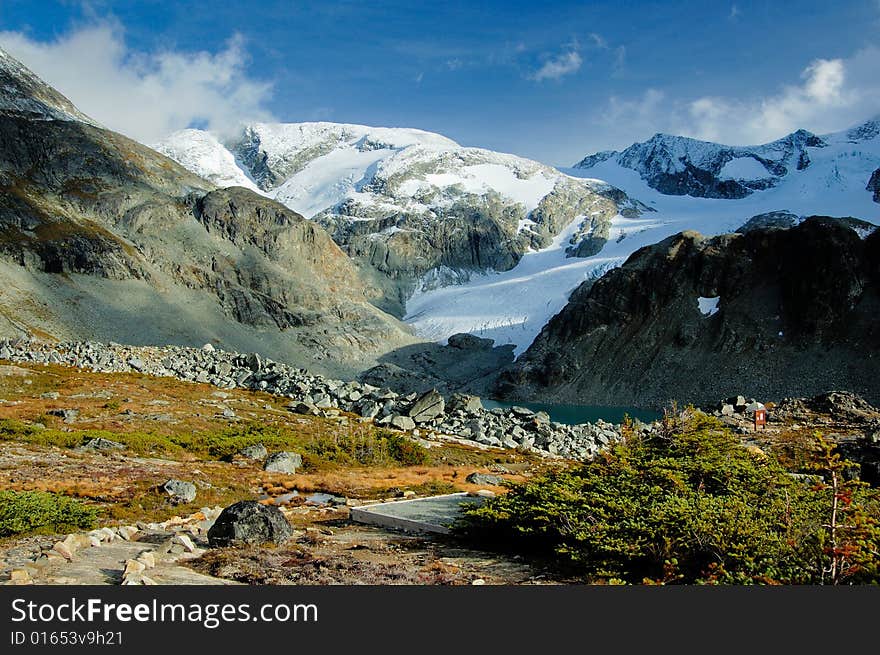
0, 48, 415, 377
155, 123, 643, 314
498, 217, 880, 408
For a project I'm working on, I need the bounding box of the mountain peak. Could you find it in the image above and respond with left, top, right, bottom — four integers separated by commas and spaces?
0, 47, 93, 124
571, 117, 880, 201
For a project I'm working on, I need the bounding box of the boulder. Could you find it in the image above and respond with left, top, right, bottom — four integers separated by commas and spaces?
161, 479, 197, 504
264, 451, 302, 474
448, 393, 483, 413
356, 400, 380, 419
207, 501, 293, 547
408, 389, 445, 423
245, 352, 262, 373
238, 443, 268, 460
313, 394, 333, 409
390, 415, 416, 431
466, 471, 504, 486
81, 437, 126, 451
47, 408, 79, 422
726, 396, 748, 412
288, 401, 319, 416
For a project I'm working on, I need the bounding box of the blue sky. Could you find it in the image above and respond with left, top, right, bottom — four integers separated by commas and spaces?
2, 0, 879, 164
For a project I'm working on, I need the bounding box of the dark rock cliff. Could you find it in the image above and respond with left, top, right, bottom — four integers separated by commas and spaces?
869, 168, 880, 203
498, 218, 880, 408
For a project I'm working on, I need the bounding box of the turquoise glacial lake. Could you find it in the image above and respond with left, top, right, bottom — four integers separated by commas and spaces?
479, 399, 660, 425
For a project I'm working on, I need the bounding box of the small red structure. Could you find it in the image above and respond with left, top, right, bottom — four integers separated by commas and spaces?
754, 408, 767, 431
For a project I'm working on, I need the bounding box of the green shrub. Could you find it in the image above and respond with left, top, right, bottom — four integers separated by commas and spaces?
301, 429, 429, 467
0, 419, 430, 469
384, 432, 430, 466
457, 413, 880, 585
0, 490, 98, 537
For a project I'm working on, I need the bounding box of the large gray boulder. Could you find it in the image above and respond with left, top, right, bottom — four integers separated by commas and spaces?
161, 479, 197, 504
207, 501, 293, 547
288, 401, 319, 416
390, 415, 416, 431
408, 389, 445, 423
263, 451, 302, 474
465, 472, 504, 486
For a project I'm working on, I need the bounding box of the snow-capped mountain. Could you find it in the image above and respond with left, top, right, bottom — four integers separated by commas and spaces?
404, 118, 880, 354
157, 116, 879, 357
573, 118, 880, 218
155, 122, 640, 317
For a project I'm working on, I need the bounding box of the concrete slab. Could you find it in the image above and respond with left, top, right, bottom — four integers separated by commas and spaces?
350, 493, 487, 534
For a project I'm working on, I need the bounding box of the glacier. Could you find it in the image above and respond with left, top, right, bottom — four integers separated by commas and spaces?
156, 116, 880, 357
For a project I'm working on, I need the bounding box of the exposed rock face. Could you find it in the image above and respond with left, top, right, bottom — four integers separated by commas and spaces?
499, 218, 880, 408
359, 333, 515, 397
736, 211, 800, 233
869, 168, 880, 203
0, 48, 415, 377
207, 501, 293, 547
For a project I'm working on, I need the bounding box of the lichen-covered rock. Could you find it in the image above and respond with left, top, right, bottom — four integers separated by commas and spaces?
465, 472, 504, 486
263, 451, 302, 474
161, 479, 197, 504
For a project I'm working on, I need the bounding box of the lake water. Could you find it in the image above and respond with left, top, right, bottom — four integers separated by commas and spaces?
479, 399, 660, 426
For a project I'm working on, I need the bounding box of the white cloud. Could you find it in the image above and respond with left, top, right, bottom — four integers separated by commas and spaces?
0, 22, 275, 144
599, 46, 880, 147
729, 4, 741, 20
587, 33, 607, 49
530, 50, 582, 82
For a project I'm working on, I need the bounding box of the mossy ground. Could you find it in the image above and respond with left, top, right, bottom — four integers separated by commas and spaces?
0, 361, 546, 539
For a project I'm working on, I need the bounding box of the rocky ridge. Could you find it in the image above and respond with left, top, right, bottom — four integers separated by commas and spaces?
0, 339, 622, 461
